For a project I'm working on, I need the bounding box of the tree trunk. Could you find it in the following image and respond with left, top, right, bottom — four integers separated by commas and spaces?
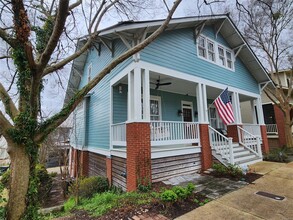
7, 143, 30, 220
284, 109, 293, 148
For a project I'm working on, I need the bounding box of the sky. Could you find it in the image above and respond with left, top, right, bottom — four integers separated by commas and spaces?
0, 0, 240, 122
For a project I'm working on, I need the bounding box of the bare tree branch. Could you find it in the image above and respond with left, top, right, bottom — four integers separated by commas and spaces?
38, 0, 70, 69
35, 0, 183, 142
0, 81, 19, 119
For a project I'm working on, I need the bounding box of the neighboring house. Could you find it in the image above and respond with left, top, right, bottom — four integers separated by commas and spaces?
261, 70, 293, 149
65, 15, 271, 191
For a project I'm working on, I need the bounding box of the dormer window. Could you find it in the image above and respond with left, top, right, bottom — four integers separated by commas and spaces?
198, 36, 206, 58
207, 41, 215, 61
197, 35, 234, 71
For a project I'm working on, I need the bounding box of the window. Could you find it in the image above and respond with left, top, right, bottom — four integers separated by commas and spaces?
207, 41, 215, 61
226, 51, 233, 69
87, 64, 92, 82
197, 34, 235, 71
150, 97, 161, 121
198, 36, 206, 58
218, 46, 225, 66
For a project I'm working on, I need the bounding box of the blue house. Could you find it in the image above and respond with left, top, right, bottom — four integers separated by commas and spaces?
65, 15, 270, 191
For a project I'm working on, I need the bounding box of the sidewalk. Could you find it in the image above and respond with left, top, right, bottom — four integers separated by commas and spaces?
176, 161, 293, 220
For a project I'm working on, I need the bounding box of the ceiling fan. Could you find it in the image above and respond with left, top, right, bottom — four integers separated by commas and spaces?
152, 76, 172, 90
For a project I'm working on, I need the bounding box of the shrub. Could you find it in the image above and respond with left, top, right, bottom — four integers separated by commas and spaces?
172, 186, 188, 200
0, 170, 11, 188
36, 164, 53, 203
160, 189, 178, 203
264, 148, 289, 162
71, 176, 109, 198
0, 164, 52, 203
186, 183, 196, 195
212, 163, 244, 179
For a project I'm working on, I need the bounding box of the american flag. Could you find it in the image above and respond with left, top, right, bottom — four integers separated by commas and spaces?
214, 88, 235, 125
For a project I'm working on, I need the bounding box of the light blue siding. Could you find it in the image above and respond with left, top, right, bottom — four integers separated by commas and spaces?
72, 39, 131, 150
112, 88, 198, 123
140, 26, 259, 94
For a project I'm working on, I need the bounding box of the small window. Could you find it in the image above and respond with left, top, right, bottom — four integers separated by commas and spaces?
218, 47, 225, 66
150, 98, 161, 121
226, 51, 233, 69
207, 41, 215, 61
87, 64, 92, 82
198, 36, 206, 58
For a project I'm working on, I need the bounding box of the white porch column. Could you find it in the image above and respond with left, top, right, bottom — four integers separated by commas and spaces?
127, 71, 134, 120
142, 68, 150, 121
133, 67, 142, 120
251, 100, 257, 124
231, 92, 242, 124
196, 83, 208, 123
255, 97, 265, 125
202, 84, 209, 123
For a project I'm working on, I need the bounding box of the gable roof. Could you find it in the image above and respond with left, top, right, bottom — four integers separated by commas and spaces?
64, 14, 270, 104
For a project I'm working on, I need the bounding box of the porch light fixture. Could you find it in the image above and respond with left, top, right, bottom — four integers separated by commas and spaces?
178, 110, 183, 117
118, 85, 123, 94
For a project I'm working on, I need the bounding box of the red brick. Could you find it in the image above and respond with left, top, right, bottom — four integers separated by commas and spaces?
80, 151, 89, 177
274, 105, 286, 147
227, 124, 241, 142
106, 157, 112, 185
260, 125, 269, 154
126, 122, 151, 191
199, 124, 212, 171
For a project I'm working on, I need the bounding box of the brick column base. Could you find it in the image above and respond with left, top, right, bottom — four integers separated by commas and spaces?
274, 105, 286, 147
80, 151, 89, 177
227, 124, 240, 142
199, 124, 212, 171
126, 122, 151, 191
106, 157, 112, 186
260, 125, 270, 154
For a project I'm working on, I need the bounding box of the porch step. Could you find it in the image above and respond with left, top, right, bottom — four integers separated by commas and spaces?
235, 156, 262, 166
234, 153, 257, 163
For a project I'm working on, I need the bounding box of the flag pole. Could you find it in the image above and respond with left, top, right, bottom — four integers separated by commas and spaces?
207, 87, 229, 111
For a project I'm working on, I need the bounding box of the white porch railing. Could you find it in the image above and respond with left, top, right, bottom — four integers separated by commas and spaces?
150, 121, 199, 146
209, 126, 234, 165
266, 124, 278, 134
238, 126, 262, 157
111, 122, 127, 146
242, 124, 261, 137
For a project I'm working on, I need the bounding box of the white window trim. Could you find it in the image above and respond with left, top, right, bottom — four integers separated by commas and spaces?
150, 95, 162, 121
197, 35, 235, 72
87, 63, 92, 82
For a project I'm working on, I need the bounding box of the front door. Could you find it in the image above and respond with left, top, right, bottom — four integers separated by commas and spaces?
181, 101, 193, 122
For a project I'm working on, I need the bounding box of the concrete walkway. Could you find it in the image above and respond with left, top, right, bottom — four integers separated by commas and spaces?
176, 162, 293, 220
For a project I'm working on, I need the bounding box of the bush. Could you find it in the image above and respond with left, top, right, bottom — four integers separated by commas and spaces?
171, 186, 188, 200
0, 164, 53, 203
36, 164, 53, 203
160, 190, 178, 203
0, 170, 11, 188
186, 183, 196, 195
71, 176, 109, 198
212, 163, 244, 179
264, 148, 289, 162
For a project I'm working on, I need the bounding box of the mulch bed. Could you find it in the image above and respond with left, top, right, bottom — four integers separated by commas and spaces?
209, 172, 263, 184
49, 173, 263, 220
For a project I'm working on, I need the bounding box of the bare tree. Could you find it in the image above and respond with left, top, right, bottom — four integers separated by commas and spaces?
0, 0, 182, 219
235, 0, 293, 147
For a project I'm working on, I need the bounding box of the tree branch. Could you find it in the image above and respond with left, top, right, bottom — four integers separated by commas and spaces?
0, 81, 19, 120
0, 110, 13, 137
35, 0, 182, 142
0, 28, 16, 48
38, 0, 70, 69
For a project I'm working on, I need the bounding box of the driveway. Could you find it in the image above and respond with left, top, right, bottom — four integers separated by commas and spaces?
176, 161, 293, 220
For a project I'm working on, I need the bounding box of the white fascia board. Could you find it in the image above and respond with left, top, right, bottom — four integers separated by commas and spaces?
225, 18, 270, 83
139, 60, 261, 98
99, 15, 227, 36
